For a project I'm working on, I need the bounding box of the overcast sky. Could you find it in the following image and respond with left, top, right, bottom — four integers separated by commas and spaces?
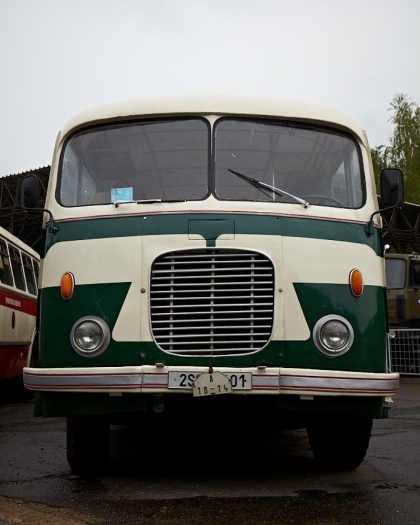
0, 0, 419, 175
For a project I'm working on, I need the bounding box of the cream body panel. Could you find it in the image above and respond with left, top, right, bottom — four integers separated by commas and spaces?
0, 306, 35, 343
15, 309, 35, 342
282, 237, 383, 286
0, 304, 16, 341
60, 96, 367, 145
47, 187, 379, 229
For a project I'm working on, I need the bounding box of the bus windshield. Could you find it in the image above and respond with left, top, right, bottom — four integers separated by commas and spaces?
58, 117, 364, 209
214, 119, 364, 208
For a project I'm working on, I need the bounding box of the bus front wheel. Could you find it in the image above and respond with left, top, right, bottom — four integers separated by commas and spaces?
306, 416, 373, 470
66, 416, 110, 474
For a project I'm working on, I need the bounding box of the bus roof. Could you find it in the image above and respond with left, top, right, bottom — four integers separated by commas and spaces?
61, 96, 367, 145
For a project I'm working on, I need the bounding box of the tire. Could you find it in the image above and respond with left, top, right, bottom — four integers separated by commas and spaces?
306, 416, 373, 470
67, 416, 110, 474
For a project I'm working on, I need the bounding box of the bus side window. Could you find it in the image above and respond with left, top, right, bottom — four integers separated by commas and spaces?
0, 240, 14, 287
22, 254, 37, 295
33, 260, 39, 285
8, 245, 26, 291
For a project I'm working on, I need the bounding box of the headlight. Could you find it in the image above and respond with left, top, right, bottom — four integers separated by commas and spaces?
313, 315, 354, 356
70, 316, 110, 357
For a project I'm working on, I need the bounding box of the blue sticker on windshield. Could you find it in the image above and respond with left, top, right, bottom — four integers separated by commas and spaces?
111, 187, 133, 203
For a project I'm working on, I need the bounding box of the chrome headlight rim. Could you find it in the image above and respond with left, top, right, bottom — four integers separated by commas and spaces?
70, 315, 111, 358
312, 314, 354, 357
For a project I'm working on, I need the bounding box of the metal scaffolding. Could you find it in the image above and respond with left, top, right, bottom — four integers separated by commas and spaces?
380, 199, 420, 254
0, 167, 50, 254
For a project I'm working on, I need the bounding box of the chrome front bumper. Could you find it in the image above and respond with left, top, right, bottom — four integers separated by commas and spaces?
23, 365, 399, 400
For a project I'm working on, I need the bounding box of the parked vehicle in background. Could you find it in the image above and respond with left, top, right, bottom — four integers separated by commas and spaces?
0, 226, 39, 388
20, 96, 403, 473
385, 253, 420, 327
385, 253, 420, 375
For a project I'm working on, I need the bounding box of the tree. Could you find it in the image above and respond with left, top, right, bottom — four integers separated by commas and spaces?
371, 94, 420, 204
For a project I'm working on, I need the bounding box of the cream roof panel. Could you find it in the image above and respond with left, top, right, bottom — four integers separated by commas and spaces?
60, 96, 366, 145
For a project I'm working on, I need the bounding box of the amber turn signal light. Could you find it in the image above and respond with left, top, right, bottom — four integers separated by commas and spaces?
349, 269, 363, 297
61, 272, 75, 300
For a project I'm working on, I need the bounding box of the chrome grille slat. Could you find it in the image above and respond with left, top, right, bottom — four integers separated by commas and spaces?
151, 309, 274, 316
151, 302, 273, 309
150, 281, 274, 288
163, 348, 262, 354
152, 318, 273, 323
157, 341, 268, 346
151, 289, 274, 293
154, 254, 267, 261
150, 248, 275, 357
152, 329, 272, 335
150, 295, 274, 299
151, 273, 272, 281
152, 267, 271, 274
151, 324, 271, 330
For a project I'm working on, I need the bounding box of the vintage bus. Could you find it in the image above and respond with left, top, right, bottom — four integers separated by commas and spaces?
0, 225, 39, 388
20, 96, 403, 473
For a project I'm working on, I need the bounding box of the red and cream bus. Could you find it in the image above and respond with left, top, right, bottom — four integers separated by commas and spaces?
0, 226, 39, 386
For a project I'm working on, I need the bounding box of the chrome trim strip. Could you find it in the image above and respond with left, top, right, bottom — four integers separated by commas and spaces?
23, 366, 399, 396
142, 372, 168, 387
279, 369, 399, 394
23, 367, 142, 391
252, 374, 279, 390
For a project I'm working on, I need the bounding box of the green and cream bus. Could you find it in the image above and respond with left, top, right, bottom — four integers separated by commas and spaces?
21, 96, 403, 473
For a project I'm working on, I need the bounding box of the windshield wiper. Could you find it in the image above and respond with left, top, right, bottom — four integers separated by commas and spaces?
114, 199, 162, 207
228, 169, 309, 208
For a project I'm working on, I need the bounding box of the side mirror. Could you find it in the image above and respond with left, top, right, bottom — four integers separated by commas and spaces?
21, 174, 40, 209
380, 168, 404, 208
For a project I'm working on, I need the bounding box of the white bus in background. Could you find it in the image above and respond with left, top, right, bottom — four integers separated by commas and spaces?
0, 225, 39, 387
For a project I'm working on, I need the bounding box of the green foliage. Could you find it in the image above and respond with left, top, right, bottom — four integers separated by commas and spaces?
371, 94, 420, 203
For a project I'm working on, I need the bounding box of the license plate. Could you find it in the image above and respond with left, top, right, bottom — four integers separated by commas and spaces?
168, 371, 252, 390
193, 371, 232, 397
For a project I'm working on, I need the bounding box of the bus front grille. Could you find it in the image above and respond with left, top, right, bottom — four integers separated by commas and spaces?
150, 249, 275, 357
